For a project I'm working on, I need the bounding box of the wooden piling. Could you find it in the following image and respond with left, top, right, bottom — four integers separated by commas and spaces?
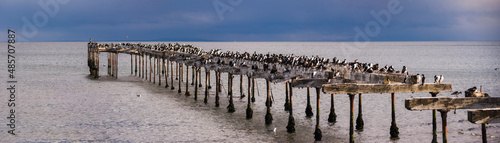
149, 55, 152, 82
108, 53, 111, 75
251, 78, 256, 102
153, 56, 156, 83
227, 73, 235, 113
170, 61, 175, 90
217, 72, 222, 93
430, 92, 439, 143
286, 82, 295, 132
348, 93, 355, 143
240, 75, 245, 99
306, 87, 314, 118
194, 67, 199, 100
178, 63, 182, 93
482, 123, 487, 143
145, 54, 148, 80
142, 53, 145, 79
198, 68, 202, 87
158, 57, 162, 85
440, 110, 449, 143
185, 64, 190, 96
314, 88, 322, 141
204, 68, 209, 104
130, 54, 133, 74
246, 75, 253, 119
191, 66, 195, 85
284, 82, 291, 111
135, 54, 138, 76
215, 71, 220, 107
390, 93, 399, 139
208, 70, 212, 89
164, 58, 169, 88
265, 79, 273, 125
175, 62, 179, 80
328, 94, 337, 123
356, 93, 364, 130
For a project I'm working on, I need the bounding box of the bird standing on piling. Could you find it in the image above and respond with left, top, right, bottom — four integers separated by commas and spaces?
438, 75, 444, 84
421, 74, 426, 85
416, 74, 421, 84
434, 75, 439, 83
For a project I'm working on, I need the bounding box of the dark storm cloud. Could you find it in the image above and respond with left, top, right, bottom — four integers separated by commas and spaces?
1, 0, 499, 42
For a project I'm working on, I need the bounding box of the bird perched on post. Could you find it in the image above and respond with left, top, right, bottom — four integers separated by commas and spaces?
416, 74, 421, 84
421, 74, 426, 85
434, 75, 439, 83
401, 66, 407, 74
438, 75, 444, 84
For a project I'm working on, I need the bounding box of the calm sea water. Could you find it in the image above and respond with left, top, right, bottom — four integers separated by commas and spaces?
1, 41, 499, 142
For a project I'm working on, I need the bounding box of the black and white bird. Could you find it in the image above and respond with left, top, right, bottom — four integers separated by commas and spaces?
416, 74, 421, 84
434, 75, 439, 83
439, 75, 444, 83
451, 91, 462, 97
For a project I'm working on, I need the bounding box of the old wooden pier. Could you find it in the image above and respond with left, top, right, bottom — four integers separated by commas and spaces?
87, 40, 497, 142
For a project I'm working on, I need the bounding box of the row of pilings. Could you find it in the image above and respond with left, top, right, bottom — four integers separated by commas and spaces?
87, 41, 419, 142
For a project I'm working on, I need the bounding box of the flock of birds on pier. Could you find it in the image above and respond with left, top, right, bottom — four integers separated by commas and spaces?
95, 42, 454, 87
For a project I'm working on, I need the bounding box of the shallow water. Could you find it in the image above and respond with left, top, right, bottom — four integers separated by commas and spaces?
1, 41, 499, 142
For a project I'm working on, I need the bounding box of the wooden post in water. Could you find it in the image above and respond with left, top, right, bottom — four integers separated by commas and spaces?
440, 110, 449, 143
286, 82, 295, 133
265, 79, 273, 125
314, 87, 322, 141
430, 92, 439, 143
215, 71, 220, 107
390, 93, 399, 139
158, 57, 161, 85
246, 75, 253, 119
227, 73, 235, 113
170, 61, 175, 90
164, 58, 168, 88
482, 123, 487, 143
194, 67, 199, 100
284, 82, 290, 111
198, 68, 202, 87
175, 62, 179, 80
217, 72, 222, 93
142, 53, 145, 78
306, 87, 314, 117
240, 75, 244, 99
191, 66, 195, 85
130, 54, 133, 74
348, 93, 356, 143
204, 68, 209, 104
135, 54, 138, 76
149, 55, 152, 82
108, 53, 111, 76
185, 64, 190, 96
153, 56, 156, 83
356, 93, 364, 130
328, 94, 337, 123
207, 70, 212, 89
178, 63, 182, 93
145, 54, 148, 80
251, 78, 255, 102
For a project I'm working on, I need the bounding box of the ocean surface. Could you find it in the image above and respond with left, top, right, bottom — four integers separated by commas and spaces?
1, 41, 499, 142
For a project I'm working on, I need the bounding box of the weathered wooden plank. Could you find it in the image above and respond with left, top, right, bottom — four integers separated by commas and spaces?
290, 78, 328, 88
468, 108, 500, 124
405, 97, 500, 110
322, 83, 452, 94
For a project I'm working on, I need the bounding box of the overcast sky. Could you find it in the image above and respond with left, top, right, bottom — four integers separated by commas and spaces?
1, 0, 499, 42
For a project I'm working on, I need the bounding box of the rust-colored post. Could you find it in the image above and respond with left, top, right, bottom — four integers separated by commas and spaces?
215, 71, 220, 107
204, 68, 209, 104
191, 66, 195, 85
170, 61, 175, 90
284, 82, 290, 111
328, 94, 337, 123
240, 75, 244, 99
356, 93, 364, 130
185, 64, 190, 96
440, 110, 449, 143
194, 67, 199, 100
430, 92, 439, 143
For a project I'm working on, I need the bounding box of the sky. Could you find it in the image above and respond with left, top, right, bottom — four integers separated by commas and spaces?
1, 0, 499, 42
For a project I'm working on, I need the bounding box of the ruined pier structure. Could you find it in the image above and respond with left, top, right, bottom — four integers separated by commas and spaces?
88, 41, 497, 142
